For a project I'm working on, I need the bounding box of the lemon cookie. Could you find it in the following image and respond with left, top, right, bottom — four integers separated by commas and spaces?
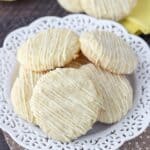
17, 28, 80, 72
79, 64, 133, 124
57, 0, 83, 12
30, 68, 102, 142
11, 67, 46, 123
67, 55, 133, 123
80, 0, 137, 20
67, 53, 89, 68
96, 69, 133, 123
80, 30, 138, 74
67, 62, 133, 123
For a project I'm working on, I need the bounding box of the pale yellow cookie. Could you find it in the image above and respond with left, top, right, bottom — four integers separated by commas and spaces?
11, 67, 46, 123
67, 53, 89, 68
80, 0, 137, 20
67, 61, 133, 123
80, 30, 138, 74
30, 68, 102, 142
17, 28, 80, 72
78, 63, 133, 124
57, 0, 83, 12
96, 70, 133, 123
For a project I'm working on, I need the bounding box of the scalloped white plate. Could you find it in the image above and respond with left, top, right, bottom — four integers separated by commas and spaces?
0, 15, 150, 150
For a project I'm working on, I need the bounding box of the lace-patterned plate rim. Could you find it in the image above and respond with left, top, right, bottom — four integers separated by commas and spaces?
0, 14, 150, 150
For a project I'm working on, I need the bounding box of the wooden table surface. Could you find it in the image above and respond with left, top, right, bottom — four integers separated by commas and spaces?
0, 0, 150, 150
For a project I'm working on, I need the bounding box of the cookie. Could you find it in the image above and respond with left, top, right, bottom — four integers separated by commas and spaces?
80, 0, 137, 20
79, 64, 133, 124
68, 61, 133, 123
57, 0, 83, 12
96, 70, 133, 123
80, 30, 138, 74
30, 68, 102, 142
67, 53, 89, 68
11, 67, 46, 123
17, 28, 80, 72
67, 61, 133, 123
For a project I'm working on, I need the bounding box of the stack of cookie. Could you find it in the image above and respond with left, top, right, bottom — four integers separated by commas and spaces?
57, 0, 137, 21
11, 28, 138, 142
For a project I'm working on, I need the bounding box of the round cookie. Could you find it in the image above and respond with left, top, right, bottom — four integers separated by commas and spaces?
79, 64, 133, 124
80, 0, 137, 20
96, 70, 133, 124
67, 61, 133, 123
80, 30, 138, 74
70, 61, 133, 124
11, 67, 46, 123
17, 28, 80, 72
57, 0, 83, 12
66, 53, 89, 68
30, 68, 102, 142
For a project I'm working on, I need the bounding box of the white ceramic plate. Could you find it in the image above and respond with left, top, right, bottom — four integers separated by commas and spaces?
0, 15, 150, 150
